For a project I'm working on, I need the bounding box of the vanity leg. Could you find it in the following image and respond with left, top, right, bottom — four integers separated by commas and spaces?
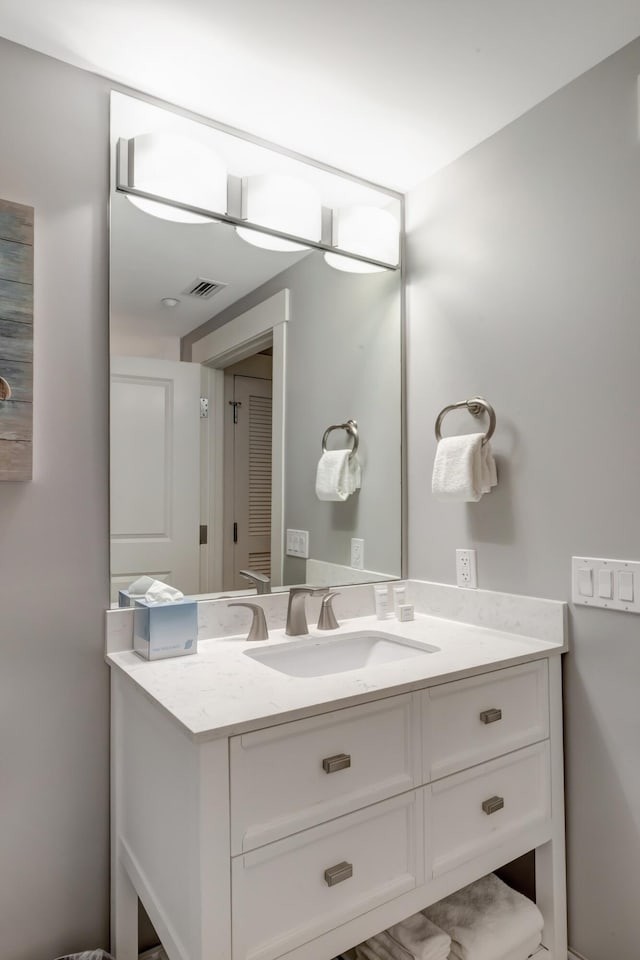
111, 674, 138, 959
535, 655, 568, 959
112, 853, 138, 960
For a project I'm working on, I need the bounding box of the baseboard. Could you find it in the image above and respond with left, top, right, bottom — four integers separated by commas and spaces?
568, 950, 589, 960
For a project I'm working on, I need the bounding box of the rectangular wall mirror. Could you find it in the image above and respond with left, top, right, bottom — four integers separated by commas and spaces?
109, 92, 404, 602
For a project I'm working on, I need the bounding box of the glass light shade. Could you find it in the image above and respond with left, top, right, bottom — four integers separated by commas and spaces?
127, 131, 227, 224
324, 205, 399, 273
236, 174, 322, 252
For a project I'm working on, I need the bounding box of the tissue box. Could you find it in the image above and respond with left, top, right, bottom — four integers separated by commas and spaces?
133, 599, 198, 660
118, 589, 138, 608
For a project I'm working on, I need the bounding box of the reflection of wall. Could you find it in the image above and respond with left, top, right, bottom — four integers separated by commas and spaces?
111, 325, 180, 361
0, 37, 110, 957
185, 252, 402, 585
407, 37, 640, 960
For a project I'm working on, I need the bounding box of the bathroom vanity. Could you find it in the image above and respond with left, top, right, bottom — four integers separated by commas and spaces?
107, 582, 568, 960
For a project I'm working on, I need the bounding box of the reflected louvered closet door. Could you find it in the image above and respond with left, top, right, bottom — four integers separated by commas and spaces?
231, 375, 273, 587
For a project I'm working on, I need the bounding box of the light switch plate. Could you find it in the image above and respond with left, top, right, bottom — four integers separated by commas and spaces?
286, 529, 309, 558
572, 556, 640, 613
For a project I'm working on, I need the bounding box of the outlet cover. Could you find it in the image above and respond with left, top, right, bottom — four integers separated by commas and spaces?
351, 538, 365, 569
456, 548, 478, 588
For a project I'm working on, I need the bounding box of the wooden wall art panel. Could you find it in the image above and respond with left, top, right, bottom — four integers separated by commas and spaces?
0, 199, 33, 480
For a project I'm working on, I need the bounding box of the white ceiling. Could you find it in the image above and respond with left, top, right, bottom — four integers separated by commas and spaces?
1, 0, 639, 189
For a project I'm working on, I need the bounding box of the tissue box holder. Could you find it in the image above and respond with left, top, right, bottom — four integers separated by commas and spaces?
133, 599, 198, 660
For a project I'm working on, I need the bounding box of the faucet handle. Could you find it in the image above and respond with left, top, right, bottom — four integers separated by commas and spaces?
317, 592, 341, 630
239, 569, 271, 594
228, 602, 269, 641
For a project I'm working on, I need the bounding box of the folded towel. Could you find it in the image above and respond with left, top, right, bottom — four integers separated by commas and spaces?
491, 933, 543, 960
316, 450, 362, 501
387, 912, 451, 960
356, 924, 449, 960
357, 937, 409, 960
431, 433, 497, 502
423, 874, 543, 960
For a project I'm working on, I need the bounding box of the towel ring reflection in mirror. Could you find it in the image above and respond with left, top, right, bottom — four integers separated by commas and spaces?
322, 419, 359, 460
435, 397, 496, 446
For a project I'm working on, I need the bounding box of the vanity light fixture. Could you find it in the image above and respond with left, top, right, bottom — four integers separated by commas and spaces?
324, 205, 400, 273
236, 174, 322, 252
126, 130, 228, 224
116, 116, 400, 271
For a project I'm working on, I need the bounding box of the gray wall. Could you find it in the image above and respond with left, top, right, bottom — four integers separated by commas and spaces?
185, 251, 402, 585
406, 36, 640, 960
0, 39, 111, 959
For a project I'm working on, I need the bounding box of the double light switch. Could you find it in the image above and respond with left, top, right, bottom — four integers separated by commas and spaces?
572, 556, 640, 613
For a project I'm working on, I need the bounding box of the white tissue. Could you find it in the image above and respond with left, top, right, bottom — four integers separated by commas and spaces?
127, 576, 184, 604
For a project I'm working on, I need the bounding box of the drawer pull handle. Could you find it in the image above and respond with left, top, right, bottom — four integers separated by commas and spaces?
324, 861, 353, 886
322, 753, 351, 774
482, 795, 505, 815
480, 708, 502, 724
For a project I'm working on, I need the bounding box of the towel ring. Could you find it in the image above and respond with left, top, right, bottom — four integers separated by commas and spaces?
322, 419, 359, 460
435, 397, 496, 446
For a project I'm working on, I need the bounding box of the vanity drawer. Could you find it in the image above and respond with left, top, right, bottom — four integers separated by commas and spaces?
231, 790, 424, 960
427, 740, 551, 877
230, 693, 420, 854
423, 660, 549, 780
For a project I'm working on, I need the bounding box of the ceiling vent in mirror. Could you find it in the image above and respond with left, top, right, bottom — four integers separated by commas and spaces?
182, 277, 228, 299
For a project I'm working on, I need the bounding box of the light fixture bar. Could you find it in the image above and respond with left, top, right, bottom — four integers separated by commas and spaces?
115, 138, 400, 271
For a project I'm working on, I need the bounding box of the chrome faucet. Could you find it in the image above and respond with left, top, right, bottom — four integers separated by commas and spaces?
285, 586, 328, 636
239, 569, 271, 594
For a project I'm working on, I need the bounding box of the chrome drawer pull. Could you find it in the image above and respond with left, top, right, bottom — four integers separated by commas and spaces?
322, 753, 351, 774
482, 795, 505, 815
480, 708, 502, 724
324, 861, 353, 886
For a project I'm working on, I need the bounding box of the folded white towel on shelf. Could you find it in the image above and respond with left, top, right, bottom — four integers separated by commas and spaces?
356, 937, 408, 960
355, 921, 450, 960
431, 433, 497, 502
386, 911, 451, 960
423, 873, 543, 960
492, 933, 544, 960
316, 449, 362, 501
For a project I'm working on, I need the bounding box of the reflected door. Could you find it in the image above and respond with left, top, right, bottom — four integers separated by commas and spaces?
110, 356, 201, 601
224, 375, 273, 590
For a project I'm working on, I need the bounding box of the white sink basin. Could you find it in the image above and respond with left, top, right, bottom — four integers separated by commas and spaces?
244, 630, 439, 677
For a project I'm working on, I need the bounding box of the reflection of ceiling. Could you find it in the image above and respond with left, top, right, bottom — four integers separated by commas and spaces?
1, 2, 639, 189
110, 190, 309, 340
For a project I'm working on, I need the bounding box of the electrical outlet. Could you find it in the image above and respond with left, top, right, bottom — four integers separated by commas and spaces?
286, 529, 309, 558
456, 548, 478, 588
351, 538, 365, 569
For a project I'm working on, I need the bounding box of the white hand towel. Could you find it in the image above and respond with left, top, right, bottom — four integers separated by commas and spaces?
316, 450, 362, 501
386, 912, 451, 960
423, 873, 543, 960
431, 434, 497, 502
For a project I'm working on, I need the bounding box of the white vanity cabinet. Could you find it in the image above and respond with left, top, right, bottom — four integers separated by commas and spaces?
111, 651, 567, 960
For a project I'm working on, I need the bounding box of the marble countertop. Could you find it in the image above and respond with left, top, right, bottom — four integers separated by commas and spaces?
106, 610, 566, 742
